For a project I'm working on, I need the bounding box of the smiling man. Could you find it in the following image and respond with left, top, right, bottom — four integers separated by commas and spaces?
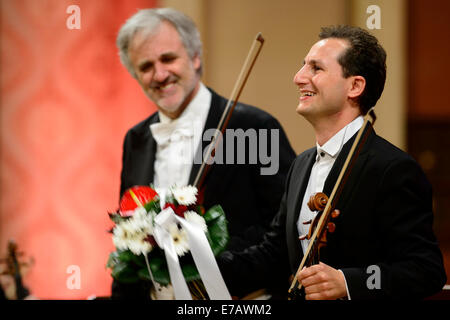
112, 8, 295, 299
127, 20, 201, 119
218, 25, 446, 300
295, 38, 364, 146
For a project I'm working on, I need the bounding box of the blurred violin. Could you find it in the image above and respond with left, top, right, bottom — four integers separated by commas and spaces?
0, 240, 33, 300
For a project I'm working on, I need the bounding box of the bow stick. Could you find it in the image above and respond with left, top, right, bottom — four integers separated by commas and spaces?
193, 33, 265, 189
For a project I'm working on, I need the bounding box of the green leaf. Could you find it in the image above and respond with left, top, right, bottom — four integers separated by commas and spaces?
139, 255, 170, 286
107, 250, 135, 267
182, 264, 200, 282
106, 252, 118, 269
110, 260, 140, 283
117, 250, 138, 263
203, 205, 224, 223
107, 250, 148, 283
144, 199, 160, 213
109, 212, 128, 224
130, 250, 147, 265
204, 205, 229, 255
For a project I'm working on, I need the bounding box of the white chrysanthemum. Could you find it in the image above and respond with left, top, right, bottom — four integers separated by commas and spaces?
168, 224, 190, 256
184, 211, 207, 233
133, 207, 148, 217
112, 228, 153, 255
112, 208, 154, 255
128, 236, 152, 255
112, 220, 135, 245
171, 185, 197, 205
130, 208, 154, 234
112, 224, 129, 251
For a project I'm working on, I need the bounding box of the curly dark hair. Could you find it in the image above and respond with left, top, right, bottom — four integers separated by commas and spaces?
319, 25, 386, 115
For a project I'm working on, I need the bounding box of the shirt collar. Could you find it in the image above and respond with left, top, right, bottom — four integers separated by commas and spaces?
316, 116, 364, 158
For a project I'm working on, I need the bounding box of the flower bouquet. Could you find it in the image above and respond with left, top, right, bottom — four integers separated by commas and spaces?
106, 185, 231, 300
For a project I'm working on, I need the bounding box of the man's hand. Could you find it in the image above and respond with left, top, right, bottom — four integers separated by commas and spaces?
296, 262, 347, 300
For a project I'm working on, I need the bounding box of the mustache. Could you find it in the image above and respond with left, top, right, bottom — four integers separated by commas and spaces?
149, 76, 179, 89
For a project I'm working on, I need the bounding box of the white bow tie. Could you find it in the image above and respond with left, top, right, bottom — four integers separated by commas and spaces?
150, 119, 195, 146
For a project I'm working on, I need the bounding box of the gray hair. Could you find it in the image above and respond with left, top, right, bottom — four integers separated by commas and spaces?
116, 8, 203, 78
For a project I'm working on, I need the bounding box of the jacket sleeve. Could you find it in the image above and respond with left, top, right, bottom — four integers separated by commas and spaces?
218, 158, 296, 298
119, 130, 132, 199
252, 116, 296, 228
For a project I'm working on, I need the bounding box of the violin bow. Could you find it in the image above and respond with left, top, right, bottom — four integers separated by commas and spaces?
193, 33, 265, 189
288, 108, 377, 298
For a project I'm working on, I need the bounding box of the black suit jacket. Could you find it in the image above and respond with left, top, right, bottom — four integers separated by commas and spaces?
219, 128, 446, 299
112, 88, 296, 299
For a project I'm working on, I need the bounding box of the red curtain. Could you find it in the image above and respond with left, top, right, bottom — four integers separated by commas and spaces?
0, 0, 157, 299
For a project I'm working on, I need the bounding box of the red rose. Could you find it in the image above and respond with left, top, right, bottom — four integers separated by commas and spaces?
119, 186, 158, 216
164, 203, 187, 218
145, 235, 158, 247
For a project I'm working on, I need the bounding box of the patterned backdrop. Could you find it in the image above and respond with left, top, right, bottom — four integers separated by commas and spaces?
0, 0, 157, 299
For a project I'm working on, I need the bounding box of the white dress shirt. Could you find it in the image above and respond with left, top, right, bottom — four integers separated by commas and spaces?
150, 83, 211, 189
297, 116, 363, 298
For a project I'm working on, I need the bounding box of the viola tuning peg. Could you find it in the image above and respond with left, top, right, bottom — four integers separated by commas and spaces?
331, 209, 340, 219
327, 222, 336, 233
299, 235, 307, 240
302, 219, 312, 225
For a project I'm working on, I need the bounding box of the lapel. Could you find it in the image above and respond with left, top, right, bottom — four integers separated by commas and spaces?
322, 126, 375, 202
289, 150, 317, 227
188, 88, 225, 186
145, 113, 160, 184
285, 148, 316, 270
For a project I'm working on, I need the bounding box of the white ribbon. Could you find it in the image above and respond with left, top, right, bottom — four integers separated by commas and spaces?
153, 208, 231, 300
